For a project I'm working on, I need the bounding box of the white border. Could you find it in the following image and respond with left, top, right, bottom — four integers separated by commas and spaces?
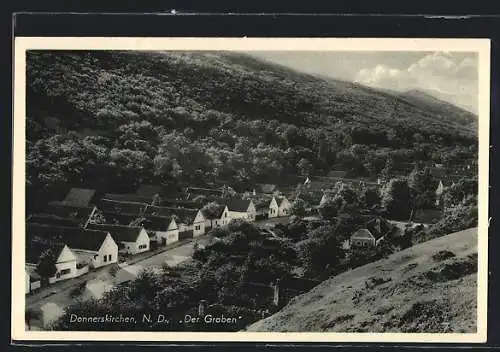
12, 37, 490, 343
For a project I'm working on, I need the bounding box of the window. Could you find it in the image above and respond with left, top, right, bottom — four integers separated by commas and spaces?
108, 254, 112, 261
104, 255, 107, 262
60, 268, 71, 275
225, 212, 228, 218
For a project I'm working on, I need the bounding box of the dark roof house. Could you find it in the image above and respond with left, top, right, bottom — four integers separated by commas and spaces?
26, 238, 66, 266
44, 204, 96, 225
59, 188, 98, 207
87, 223, 146, 243
99, 199, 148, 215
103, 193, 153, 204
28, 223, 111, 252
201, 204, 227, 220
145, 206, 200, 224
226, 198, 252, 212
27, 214, 82, 228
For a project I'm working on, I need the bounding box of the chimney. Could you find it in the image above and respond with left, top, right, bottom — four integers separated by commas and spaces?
198, 300, 206, 316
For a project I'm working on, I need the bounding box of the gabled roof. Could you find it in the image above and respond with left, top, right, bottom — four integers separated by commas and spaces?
201, 204, 227, 219
351, 228, 374, 239
99, 199, 148, 215
44, 204, 95, 223
159, 198, 199, 209
275, 196, 289, 207
103, 193, 153, 204
364, 217, 391, 240
225, 198, 252, 212
140, 215, 173, 231
186, 187, 225, 197
28, 214, 82, 227
26, 238, 65, 265
87, 223, 145, 243
144, 206, 199, 224
28, 223, 110, 252
61, 188, 97, 207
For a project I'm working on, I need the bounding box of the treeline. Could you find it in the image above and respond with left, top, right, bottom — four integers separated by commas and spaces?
26, 51, 478, 208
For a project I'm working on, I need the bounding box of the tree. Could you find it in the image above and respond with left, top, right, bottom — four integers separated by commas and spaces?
359, 187, 381, 209
380, 157, 393, 182
408, 167, 435, 210
36, 249, 57, 279
290, 198, 307, 218
201, 201, 224, 220
381, 178, 412, 220
296, 158, 313, 176
297, 225, 345, 278
25, 308, 42, 330
318, 196, 343, 220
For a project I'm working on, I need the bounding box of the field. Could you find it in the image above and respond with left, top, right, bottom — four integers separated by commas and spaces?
247, 227, 478, 332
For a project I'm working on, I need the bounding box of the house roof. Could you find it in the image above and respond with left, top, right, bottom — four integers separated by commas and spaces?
159, 198, 199, 209
61, 188, 97, 207
44, 204, 95, 223
201, 204, 227, 219
144, 206, 199, 224
28, 223, 110, 252
99, 199, 148, 215
103, 193, 153, 204
225, 198, 252, 212
28, 214, 83, 227
26, 238, 65, 265
275, 196, 289, 207
352, 228, 374, 239
364, 217, 391, 240
87, 223, 145, 243
140, 215, 172, 231
257, 183, 277, 194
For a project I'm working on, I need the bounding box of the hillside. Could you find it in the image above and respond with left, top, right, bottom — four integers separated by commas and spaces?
26, 50, 478, 205
247, 227, 478, 333
397, 89, 477, 127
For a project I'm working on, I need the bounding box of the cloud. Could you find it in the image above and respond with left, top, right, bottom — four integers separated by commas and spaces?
354, 52, 478, 113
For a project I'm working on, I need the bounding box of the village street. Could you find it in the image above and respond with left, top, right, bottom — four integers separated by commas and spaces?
25, 236, 212, 330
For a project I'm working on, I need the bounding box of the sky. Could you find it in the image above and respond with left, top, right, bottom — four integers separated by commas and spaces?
247, 51, 479, 114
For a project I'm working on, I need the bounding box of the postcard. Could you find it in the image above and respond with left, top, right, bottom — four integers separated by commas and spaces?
12, 37, 490, 343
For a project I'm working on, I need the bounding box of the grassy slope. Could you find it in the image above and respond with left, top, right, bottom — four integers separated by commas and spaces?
247, 227, 478, 333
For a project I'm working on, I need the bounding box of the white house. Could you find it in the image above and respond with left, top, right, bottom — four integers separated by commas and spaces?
144, 206, 206, 238
350, 217, 391, 248
268, 196, 291, 218
87, 223, 150, 255
27, 224, 118, 269
69, 230, 118, 268
202, 205, 231, 228
26, 238, 79, 285
226, 198, 257, 222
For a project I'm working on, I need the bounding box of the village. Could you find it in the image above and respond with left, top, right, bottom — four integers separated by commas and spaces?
25, 159, 473, 296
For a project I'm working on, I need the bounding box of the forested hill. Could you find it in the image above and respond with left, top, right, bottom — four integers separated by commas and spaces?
26, 50, 478, 203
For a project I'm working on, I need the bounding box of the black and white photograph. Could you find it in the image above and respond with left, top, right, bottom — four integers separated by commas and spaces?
12, 37, 490, 342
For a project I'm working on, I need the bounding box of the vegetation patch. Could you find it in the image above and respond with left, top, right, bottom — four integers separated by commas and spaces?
398, 300, 452, 333
423, 254, 477, 283
321, 314, 355, 330
432, 250, 456, 262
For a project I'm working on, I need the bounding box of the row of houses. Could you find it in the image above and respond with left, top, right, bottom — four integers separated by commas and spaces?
25, 185, 294, 294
